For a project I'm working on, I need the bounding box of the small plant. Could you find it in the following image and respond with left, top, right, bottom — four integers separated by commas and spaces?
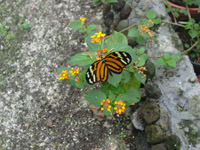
58, 10, 182, 117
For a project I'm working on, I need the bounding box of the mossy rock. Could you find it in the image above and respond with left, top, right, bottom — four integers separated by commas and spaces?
164, 135, 181, 150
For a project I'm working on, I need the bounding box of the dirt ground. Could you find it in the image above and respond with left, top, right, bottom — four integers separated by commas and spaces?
0, 0, 150, 150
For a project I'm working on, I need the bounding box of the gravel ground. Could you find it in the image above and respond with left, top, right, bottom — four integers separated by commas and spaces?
0, 0, 148, 150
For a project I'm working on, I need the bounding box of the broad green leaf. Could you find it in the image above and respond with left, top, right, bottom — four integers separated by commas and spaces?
67, 52, 96, 66
121, 73, 140, 91
86, 24, 97, 33
107, 73, 122, 87
145, 10, 157, 19
154, 58, 166, 66
179, 9, 187, 15
85, 31, 99, 52
103, 109, 111, 116
167, 59, 176, 68
93, 0, 101, 5
116, 88, 141, 105
128, 27, 139, 37
134, 71, 146, 84
189, 30, 197, 39
136, 47, 145, 55
128, 27, 145, 45
109, 43, 132, 52
69, 21, 83, 30
105, 0, 118, 2
108, 92, 116, 102
57, 67, 68, 75
171, 54, 182, 62
163, 53, 171, 60
85, 91, 106, 107
136, 36, 145, 45
121, 71, 130, 83
136, 54, 148, 66
106, 31, 128, 49
153, 18, 162, 24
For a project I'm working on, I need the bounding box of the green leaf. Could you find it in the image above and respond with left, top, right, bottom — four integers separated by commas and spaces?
163, 53, 171, 60
85, 91, 106, 107
85, 31, 99, 52
189, 30, 198, 39
106, 31, 128, 49
134, 72, 146, 84
167, 59, 176, 68
121, 73, 140, 91
154, 58, 166, 66
171, 54, 182, 62
136, 47, 145, 55
69, 21, 83, 30
153, 18, 162, 24
107, 73, 122, 87
121, 71, 130, 83
57, 67, 68, 75
105, 0, 118, 2
179, 9, 187, 15
116, 88, 141, 105
145, 10, 157, 19
67, 52, 96, 66
128, 27, 145, 45
136, 54, 149, 66
86, 24, 97, 33
93, 0, 101, 5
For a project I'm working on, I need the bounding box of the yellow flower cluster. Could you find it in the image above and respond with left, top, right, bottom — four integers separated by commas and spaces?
58, 70, 69, 80
80, 17, 86, 25
139, 21, 154, 38
69, 67, 79, 75
101, 99, 112, 111
114, 100, 126, 115
91, 32, 106, 43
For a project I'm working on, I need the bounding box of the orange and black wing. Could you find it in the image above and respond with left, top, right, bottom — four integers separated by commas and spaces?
86, 51, 132, 85
104, 51, 132, 74
86, 60, 108, 85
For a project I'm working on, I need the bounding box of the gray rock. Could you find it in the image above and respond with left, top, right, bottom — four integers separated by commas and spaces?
120, 4, 132, 19
128, 36, 137, 48
156, 109, 170, 136
131, 108, 145, 131
104, 11, 114, 27
141, 101, 160, 124
145, 125, 166, 144
144, 80, 162, 99
103, 3, 111, 17
151, 143, 167, 150
145, 61, 156, 79
116, 19, 129, 34
164, 135, 181, 150
113, 0, 125, 12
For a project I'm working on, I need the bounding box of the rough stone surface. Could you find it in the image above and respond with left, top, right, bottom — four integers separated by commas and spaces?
151, 143, 167, 150
144, 80, 162, 99
164, 135, 181, 150
141, 101, 160, 124
127, 0, 200, 149
145, 125, 166, 144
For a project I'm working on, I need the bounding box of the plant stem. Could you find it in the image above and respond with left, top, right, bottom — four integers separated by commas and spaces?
119, 22, 139, 33
162, 20, 185, 28
181, 40, 199, 54
186, 4, 191, 20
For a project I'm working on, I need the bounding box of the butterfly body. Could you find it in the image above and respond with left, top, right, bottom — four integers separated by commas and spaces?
86, 51, 132, 85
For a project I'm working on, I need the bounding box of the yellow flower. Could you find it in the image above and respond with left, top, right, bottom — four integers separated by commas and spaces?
101, 99, 112, 112
69, 67, 79, 75
80, 17, 86, 25
140, 24, 148, 31
148, 20, 154, 24
114, 100, 126, 115
58, 70, 69, 80
91, 32, 106, 43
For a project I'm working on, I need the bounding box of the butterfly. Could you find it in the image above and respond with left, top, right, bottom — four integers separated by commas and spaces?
86, 51, 132, 85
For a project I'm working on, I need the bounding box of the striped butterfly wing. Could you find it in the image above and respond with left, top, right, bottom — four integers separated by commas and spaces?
86, 51, 132, 85
104, 51, 132, 74
86, 60, 108, 85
